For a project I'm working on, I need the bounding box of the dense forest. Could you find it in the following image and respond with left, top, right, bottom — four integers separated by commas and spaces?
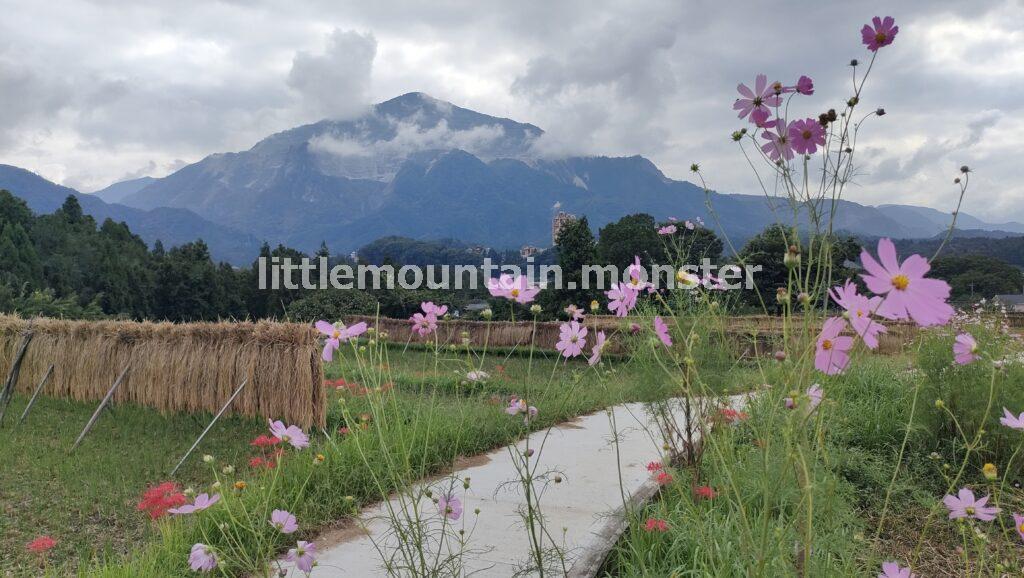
1, 189, 1019, 323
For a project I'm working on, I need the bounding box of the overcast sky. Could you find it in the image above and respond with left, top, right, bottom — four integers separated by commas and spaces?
1, 0, 1022, 222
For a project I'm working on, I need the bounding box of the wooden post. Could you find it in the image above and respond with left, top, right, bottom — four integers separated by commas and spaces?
15, 364, 54, 428
0, 329, 35, 426
70, 365, 129, 452
170, 377, 249, 476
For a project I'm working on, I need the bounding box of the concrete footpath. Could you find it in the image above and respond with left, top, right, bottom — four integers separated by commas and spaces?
286, 395, 747, 577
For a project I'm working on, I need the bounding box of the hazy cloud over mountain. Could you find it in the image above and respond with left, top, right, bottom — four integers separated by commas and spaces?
0, 0, 1021, 221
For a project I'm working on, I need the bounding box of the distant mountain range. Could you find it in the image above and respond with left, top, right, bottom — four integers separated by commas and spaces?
2, 92, 1022, 264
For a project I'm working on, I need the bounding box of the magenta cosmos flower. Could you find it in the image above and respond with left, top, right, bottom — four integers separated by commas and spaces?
269, 419, 310, 449
761, 119, 795, 162
815, 317, 853, 375
606, 283, 639, 317
1013, 512, 1024, 541
658, 224, 677, 235
315, 320, 368, 362
410, 312, 438, 337
879, 562, 916, 578
829, 281, 887, 349
286, 541, 317, 574
750, 108, 774, 129
438, 494, 463, 520
588, 331, 607, 366
794, 75, 814, 95
953, 333, 979, 365
556, 321, 588, 358
943, 487, 1000, 521
487, 274, 541, 304
270, 509, 299, 534
653, 316, 672, 347
860, 238, 954, 327
1000, 408, 1024, 430
169, 493, 220, 515
862, 16, 899, 52
734, 74, 782, 121
789, 118, 826, 155
189, 543, 218, 573
505, 397, 538, 422
626, 256, 653, 293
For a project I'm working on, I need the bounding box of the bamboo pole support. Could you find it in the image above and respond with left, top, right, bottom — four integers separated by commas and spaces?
15, 364, 54, 429
70, 365, 129, 452
170, 377, 249, 476
0, 328, 35, 426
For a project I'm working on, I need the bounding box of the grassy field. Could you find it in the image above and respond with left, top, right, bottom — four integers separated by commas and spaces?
0, 336, 764, 576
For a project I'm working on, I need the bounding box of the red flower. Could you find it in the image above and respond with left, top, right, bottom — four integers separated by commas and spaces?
646, 461, 663, 472
694, 485, 717, 500
27, 535, 57, 553
718, 408, 749, 424
137, 481, 187, 520
643, 518, 668, 532
249, 456, 265, 468
250, 434, 281, 448
338, 426, 351, 436
655, 471, 673, 486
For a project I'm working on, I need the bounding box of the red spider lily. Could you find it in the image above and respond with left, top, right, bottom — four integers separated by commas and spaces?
250, 434, 281, 448
718, 408, 750, 424
646, 461, 663, 472
338, 426, 351, 436
694, 485, 718, 500
249, 456, 265, 468
655, 471, 674, 486
137, 481, 187, 519
27, 535, 57, 553
643, 518, 669, 532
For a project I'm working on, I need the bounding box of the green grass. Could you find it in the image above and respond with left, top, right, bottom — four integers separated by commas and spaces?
0, 395, 261, 576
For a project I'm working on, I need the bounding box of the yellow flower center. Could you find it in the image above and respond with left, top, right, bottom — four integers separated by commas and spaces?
510, 288, 520, 297
891, 274, 910, 291
802, 129, 812, 139
966, 506, 975, 515
332, 330, 340, 339
856, 310, 864, 317
821, 339, 833, 351
875, 31, 887, 43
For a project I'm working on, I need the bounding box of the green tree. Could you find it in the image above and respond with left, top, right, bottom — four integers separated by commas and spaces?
930, 255, 1024, 302
541, 215, 598, 316
597, 213, 665, 270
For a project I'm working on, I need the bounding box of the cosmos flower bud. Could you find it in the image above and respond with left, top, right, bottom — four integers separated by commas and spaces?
589, 300, 599, 312
960, 165, 970, 173
935, 399, 945, 409
774, 351, 787, 362
529, 304, 542, 315
847, 96, 859, 107
876, 108, 886, 116
222, 465, 234, 475
954, 177, 961, 184
850, 59, 859, 66
203, 455, 215, 463
690, 163, 701, 173
481, 308, 493, 320
776, 288, 789, 303
798, 292, 810, 305
731, 130, 744, 141
982, 463, 997, 480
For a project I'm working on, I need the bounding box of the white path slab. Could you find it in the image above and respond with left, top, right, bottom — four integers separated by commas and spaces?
285, 395, 748, 577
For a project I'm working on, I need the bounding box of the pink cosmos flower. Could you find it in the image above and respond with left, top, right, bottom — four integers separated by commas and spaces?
1000, 408, 1024, 430
943, 488, 1000, 521
653, 316, 672, 347
794, 75, 814, 95
860, 238, 954, 327
286, 541, 317, 574
168, 493, 220, 515
506, 397, 538, 423
438, 494, 463, 520
879, 562, 916, 578
1013, 512, 1024, 542
814, 317, 853, 375
789, 118, 826, 155
556, 321, 588, 358
829, 281, 887, 349
189, 543, 218, 573
315, 320, 368, 362
862, 16, 899, 52
953, 333, 979, 365
410, 312, 438, 336
607, 283, 639, 317
269, 419, 310, 449
487, 274, 541, 304
750, 108, 775, 129
761, 119, 795, 162
564, 304, 585, 321
734, 74, 782, 121
807, 384, 823, 410
626, 256, 653, 293
420, 302, 447, 317
658, 225, 677, 235
270, 509, 299, 534
588, 331, 607, 366
684, 220, 695, 230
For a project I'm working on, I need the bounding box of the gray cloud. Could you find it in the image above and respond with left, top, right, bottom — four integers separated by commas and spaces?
0, 0, 1020, 222
287, 29, 377, 121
